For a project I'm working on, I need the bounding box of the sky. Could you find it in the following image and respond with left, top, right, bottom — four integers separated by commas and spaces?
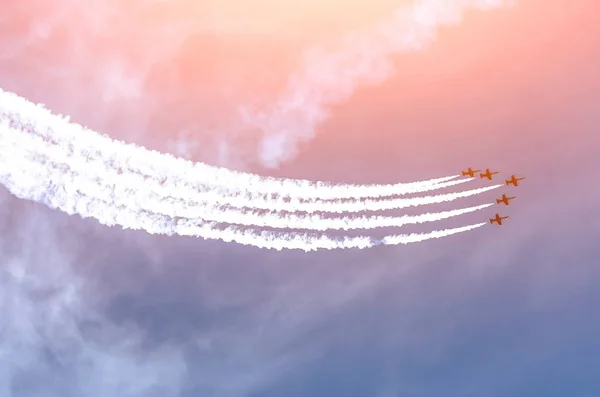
1, 0, 600, 396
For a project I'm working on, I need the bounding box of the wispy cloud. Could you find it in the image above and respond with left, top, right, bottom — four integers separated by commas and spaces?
0, 191, 188, 397
245, 0, 515, 167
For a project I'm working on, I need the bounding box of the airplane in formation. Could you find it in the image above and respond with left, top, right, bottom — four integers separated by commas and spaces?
489, 213, 509, 226
480, 168, 499, 180
505, 174, 525, 187
496, 194, 516, 205
461, 167, 481, 177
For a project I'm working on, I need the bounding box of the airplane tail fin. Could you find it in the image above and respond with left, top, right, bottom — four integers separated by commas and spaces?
489, 218, 495, 224
496, 199, 502, 204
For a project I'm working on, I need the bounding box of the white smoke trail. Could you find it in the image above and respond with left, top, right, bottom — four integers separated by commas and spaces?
0, 93, 497, 218
1, 112, 476, 208
34, 128, 492, 213
9, 117, 501, 217
1, 121, 493, 231
249, 0, 514, 168
4, 118, 497, 229
0, 153, 487, 250
0, 122, 487, 250
127, 182, 498, 215
0, 88, 464, 200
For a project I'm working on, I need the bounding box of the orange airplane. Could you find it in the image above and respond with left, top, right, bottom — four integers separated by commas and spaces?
480, 168, 499, 180
462, 167, 481, 177
496, 194, 516, 206
505, 174, 525, 187
489, 213, 509, 225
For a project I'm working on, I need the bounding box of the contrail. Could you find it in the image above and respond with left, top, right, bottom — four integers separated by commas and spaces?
12, 118, 501, 218
0, 120, 488, 250
115, 182, 499, 215
0, 90, 496, 220
2, 122, 493, 232
0, 88, 464, 200
247, 0, 514, 168
0, 155, 486, 251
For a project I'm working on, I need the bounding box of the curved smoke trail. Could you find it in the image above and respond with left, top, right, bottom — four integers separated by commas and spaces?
7, 113, 503, 221
0, 104, 491, 250
1, 118, 494, 232
0, 89, 462, 200
0, 121, 486, 250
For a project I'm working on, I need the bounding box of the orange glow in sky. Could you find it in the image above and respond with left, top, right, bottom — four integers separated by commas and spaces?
1, 0, 598, 177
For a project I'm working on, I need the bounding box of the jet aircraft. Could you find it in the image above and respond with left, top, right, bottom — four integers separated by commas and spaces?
505, 174, 525, 187
480, 168, 499, 180
461, 167, 481, 177
489, 213, 509, 225
496, 194, 516, 206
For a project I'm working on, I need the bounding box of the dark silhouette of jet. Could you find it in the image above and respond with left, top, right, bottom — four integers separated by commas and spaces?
480, 168, 499, 180
496, 194, 516, 206
461, 167, 481, 177
505, 174, 525, 187
489, 213, 509, 225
